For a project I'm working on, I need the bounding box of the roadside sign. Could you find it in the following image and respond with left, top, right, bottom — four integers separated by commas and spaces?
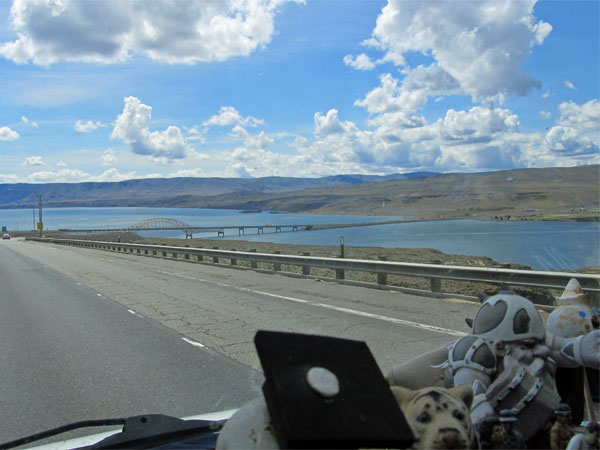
37, 222, 43, 230
1, 226, 5, 232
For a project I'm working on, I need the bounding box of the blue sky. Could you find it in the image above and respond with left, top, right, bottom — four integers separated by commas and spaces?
0, 0, 598, 183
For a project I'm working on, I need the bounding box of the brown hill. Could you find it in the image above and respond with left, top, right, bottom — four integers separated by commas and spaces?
191, 165, 600, 220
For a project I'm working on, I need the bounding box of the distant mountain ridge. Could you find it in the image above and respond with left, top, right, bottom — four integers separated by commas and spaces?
0, 171, 438, 208
1, 166, 597, 220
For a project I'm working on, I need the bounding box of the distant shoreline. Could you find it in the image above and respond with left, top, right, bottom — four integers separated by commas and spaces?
1, 204, 598, 223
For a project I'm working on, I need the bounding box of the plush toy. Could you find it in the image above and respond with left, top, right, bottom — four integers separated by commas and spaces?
551, 403, 575, 450
547, 279, 599, 425
391, 385, 479, 450
476, 416, 503, 449
498, 409, 525, 449
387, 288, 600, 445
567, 422, 600, 450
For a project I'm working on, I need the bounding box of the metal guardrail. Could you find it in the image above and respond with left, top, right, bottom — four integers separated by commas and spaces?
30, 237, 600, 298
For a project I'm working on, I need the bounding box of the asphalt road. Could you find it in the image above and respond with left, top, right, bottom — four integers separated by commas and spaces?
0, 241, 263, 445
0, 237, 497, 445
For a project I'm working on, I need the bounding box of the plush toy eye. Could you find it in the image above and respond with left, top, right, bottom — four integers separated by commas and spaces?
453, 410, 465, 421
416, 412, 431, 423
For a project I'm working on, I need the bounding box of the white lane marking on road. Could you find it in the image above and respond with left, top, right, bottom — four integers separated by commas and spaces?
239, 287, 466, 337
98, 257, 116, 263
128, 309, 140, 317
182, 337, 206, 348
158, 271, 465, 337
97, 293, 102, 297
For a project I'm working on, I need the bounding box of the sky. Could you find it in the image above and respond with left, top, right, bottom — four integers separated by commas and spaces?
0, 0, 598, 183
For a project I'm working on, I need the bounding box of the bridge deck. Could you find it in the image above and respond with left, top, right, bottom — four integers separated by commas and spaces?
58, 218, 435, 235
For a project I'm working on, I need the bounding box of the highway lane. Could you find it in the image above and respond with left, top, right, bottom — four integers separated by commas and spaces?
0, 242, 263, 444
2, 238, 498, 373
0, 237, 499, 443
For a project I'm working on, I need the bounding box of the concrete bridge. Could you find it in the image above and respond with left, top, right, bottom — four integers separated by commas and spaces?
58, 217, 445, 238
60, 217, 311, 238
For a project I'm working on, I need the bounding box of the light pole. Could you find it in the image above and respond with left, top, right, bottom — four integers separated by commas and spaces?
8, 189, 43, 237
36, 192, 43, 237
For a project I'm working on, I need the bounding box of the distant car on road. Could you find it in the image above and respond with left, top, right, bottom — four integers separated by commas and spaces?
2, 233, 9, 240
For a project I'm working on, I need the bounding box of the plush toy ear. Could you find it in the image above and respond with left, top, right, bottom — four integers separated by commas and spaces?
390, 386, 416, 407
449, 384, 474, 409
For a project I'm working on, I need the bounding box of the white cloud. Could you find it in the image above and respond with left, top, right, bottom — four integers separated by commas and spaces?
167, 168, 206, 178
23, 155, 45, 166
26, 168, 90, 182
354, 73, 431, 127
91, 168, 138, 182
557, 100, 599, 130
21, 168, 137, 183
227, 147, 311, 177
75, 120, 107, 133
0, 126, 19, 141
542, 92, 550, 99
564, 80, 577, 91
57, 161, 67, 167
80, 99, 595, 178
204, 106, 265, 127
21, 116, 39, 128
436, 107, 520, 143
314, 109, 349, 135
264, 105, 528, 174
231, 162, 254, 178
102, 149, 118, 166
185, 126, 206, 142
186, 149, 211, 161
540, 111, 552, 119
343, 53, 376, 70
244, 131, 274, 149
362, 0, 551, 102
0, 166, 169, 184
230, 125, 250, 139
541, 100, 600, 158
111, 96, 192, 160
0, 173, 20, 183
0, 0, 304, 65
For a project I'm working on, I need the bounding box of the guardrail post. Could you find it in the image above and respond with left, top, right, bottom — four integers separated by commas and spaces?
153, 250, 157, 256
230, 250, 237, 265
197, 254, 203, 262
144, 249, 148, 255
250, 249, 257, 269
430, 278, 442, 293
336, 255, 345, 280
172, 252, 178, 259
377, 256, 387, 285
301, 252, 310, 275
213, 248, 219, 264
274, 251, 281, 271
162, 251, 167, 257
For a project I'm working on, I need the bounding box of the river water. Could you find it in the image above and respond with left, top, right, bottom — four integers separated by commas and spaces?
1, 207, 598, 271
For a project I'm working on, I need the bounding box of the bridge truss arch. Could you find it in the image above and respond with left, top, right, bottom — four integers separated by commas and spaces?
128, 218, 194, 230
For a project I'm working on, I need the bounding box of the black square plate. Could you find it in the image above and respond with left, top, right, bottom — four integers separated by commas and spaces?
255, 330, 414, 449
